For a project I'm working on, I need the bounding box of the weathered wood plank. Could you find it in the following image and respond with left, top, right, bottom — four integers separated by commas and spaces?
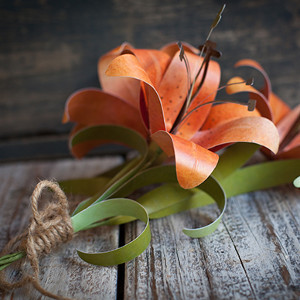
124, 186, 300, 299
0, 134, 128, 162
221, 188, 300, 299
0, 157, 123, 299
0, 0, 299, 139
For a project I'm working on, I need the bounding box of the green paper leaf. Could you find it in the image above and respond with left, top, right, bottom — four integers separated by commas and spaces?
99, 165, 226, 238
71, 158, 144, 216
75, 165, 178, 229
212, 143, 259, 181
98, 183, 215, 226
139, 183, 215, 219
222, 159, 300, 197
182, 176, 226, 238
71, 198, 151, 266
112, 165, 177, 198
70, 125, 149, 214
71, 125, 148, 156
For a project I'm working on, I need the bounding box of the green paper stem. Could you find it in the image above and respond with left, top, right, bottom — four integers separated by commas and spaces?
85, 165, 227, 238
97, 183, 215, 226
0, 252, 25, 271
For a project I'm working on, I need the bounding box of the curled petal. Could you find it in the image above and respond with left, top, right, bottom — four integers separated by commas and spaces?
63, 88, 147, 137
235, 59, 272, 100
191, 116, 279, 155
277, 104, 300, 143
276, 136, 300, 159
106, 54, 166, 133
129, 49, 171, 89
98, 42, 141, 108
269, 92, 291, 124
68, 124, 106, 158
226, 76, 273, 120
151, 131, 219, 189
71, 139, 108, 159
234, 59, 290, 123
160, 41, 199, 57
274, 104, 300, 159
70, 125, 147, 159
202, 103, 260, 130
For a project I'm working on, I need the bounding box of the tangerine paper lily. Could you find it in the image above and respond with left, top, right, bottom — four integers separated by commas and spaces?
63, 43, 279, 189
203, 59, 299, 159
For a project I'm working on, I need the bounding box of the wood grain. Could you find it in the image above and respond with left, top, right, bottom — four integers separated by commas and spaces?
0, 157, 299, 299
124, 186, 300, 299
0, 156, 122, 299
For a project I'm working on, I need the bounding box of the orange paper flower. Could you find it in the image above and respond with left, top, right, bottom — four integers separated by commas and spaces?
203, 59, 299, 159
63, 43, 279, 189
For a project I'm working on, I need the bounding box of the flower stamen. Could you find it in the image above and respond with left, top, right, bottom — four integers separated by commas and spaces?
172, 4, 226, 133
172, 78, 256, 133
177, 41, 191, 93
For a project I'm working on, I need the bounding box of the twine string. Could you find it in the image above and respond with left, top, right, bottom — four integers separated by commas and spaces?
0, 180, 74, 300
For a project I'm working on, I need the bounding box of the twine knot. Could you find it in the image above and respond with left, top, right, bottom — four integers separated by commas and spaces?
0, 180, 74, 300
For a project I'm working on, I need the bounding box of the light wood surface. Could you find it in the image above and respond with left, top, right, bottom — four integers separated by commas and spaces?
0, 157, 299, 299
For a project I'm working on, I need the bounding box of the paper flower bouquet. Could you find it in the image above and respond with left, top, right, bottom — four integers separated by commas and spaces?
1, 6, 299, 299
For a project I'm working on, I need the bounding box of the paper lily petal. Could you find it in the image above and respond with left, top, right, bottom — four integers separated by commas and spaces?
129, 49, 171, 90
234, 59, 290, 123
160, 41, 219, 135
98, 42, 141, 108
226, 76, 273, 120
276, 104, 300, 143
63, 88, 147, 137
124, 49, 171, 128
272, 104, 300, 159
157, 51, 193, 131
235, 59, 272, 100
202, 103, 260, 129
269, 92, 291, 124
106, 53, 166, 133
276, 138, 300, 159
160, 41, 199, 57
158, 50, 220, 136
191, 116, 279, 154
151, 131, 219, 189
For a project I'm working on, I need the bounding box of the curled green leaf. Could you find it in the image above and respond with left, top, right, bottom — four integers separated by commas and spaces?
222, 159, 300, 197
71, 198, 151, 266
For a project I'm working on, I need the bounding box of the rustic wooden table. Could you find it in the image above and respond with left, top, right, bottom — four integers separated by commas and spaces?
0, 0, 299, 299
0, 157, 299, 299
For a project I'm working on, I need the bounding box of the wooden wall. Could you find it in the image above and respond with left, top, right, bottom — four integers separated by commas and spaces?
0, 0, 299, 160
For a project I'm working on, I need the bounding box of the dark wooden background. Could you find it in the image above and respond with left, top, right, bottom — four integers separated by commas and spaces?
0, 0, 299, 161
